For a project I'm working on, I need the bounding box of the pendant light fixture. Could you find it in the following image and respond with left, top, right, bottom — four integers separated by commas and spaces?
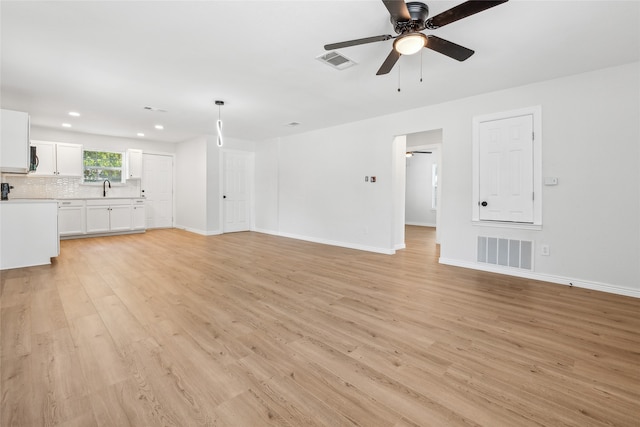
215, 100, 224, 147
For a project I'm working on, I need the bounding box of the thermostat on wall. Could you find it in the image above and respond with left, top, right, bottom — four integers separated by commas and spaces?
544, 177, 558, 186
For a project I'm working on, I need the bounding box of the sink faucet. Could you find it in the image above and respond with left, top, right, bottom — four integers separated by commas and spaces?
103, 179, 111, 197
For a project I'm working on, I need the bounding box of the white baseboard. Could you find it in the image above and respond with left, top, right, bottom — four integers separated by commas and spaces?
439, 258, 639, 298
253, 229, 395, 255
174, 225, 221, 236
405, 222, 436, 227
252, 227, 280, 236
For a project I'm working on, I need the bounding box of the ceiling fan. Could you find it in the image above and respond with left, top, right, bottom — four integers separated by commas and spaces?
406, 150, 432, 157
324, 0, 508, 75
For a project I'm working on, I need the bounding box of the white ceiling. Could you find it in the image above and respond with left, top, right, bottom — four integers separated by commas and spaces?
2, 1, 638, 144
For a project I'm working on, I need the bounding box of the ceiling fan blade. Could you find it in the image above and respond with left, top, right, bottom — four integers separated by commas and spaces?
426, 0, 508, 29
376, 49, 401, 75
382, 0, 411, 21
425, 35, 474, 61
325, 34, 393, 51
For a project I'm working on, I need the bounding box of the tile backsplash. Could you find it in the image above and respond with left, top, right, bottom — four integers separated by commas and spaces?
1, 174, 141, 199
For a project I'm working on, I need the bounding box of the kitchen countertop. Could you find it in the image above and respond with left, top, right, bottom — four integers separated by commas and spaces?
9, 197, 144, 200
57, 197, 144, 200
1, 199, 57, 204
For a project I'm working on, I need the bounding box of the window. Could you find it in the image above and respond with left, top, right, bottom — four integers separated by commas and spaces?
83, 150, 125, 183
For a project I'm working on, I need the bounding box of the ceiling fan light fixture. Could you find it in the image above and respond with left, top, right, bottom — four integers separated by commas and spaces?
393, 33, 426, 55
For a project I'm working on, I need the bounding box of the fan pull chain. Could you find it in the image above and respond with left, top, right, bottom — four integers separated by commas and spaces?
420, 50, 423, 83
397, 62, 401, 92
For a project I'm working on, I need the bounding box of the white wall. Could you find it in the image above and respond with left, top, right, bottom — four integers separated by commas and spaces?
175, 135, 207, 234
407, 129, 442, 147
432, 62, 640, 296
405, 152, 437, 226
176, 135, 255, 235
254, 61, 640, 296
3, 126, 176, 199
30, 126, 176, 154
253, 138, 280, 233
392, 135, 406, 250
274, 123, 396, 253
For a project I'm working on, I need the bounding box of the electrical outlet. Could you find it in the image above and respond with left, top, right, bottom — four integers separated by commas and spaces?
541, 244, 550, 256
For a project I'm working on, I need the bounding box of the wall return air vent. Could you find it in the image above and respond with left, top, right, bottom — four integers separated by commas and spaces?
477, 236, 533, 271
316, 51, 357, 70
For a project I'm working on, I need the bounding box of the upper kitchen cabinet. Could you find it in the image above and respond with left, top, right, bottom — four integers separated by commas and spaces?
127, 149, 143, 179
31, 140, 83, 177
0, 109, 30, 173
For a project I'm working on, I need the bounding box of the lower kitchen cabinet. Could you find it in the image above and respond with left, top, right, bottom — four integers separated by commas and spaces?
85, 205, 111, 233
58, 200, 85, 236
1, 200, 59, 270
132, 199, 146, 230
60, 198, 145, 238
86, 199, 132, 233
109, 204, 133, 231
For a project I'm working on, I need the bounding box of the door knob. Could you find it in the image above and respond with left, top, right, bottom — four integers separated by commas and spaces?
481, 201, 488, 207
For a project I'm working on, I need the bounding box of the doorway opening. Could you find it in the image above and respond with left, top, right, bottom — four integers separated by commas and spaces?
403, 129, 443, 246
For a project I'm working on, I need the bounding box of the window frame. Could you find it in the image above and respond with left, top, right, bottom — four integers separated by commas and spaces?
82, 149, 126, 184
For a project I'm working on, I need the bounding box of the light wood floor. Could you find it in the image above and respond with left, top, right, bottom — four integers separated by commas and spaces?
1, 227, 638, 426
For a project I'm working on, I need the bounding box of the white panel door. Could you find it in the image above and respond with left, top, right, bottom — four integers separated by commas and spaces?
223, 151, 250, 233
479, 114, 534, 222
142, 154, 173, 228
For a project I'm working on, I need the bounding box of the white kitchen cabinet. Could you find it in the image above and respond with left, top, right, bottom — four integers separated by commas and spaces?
109, 204, 132, 231
58, 200, 85, 236
132, 199, 146, 230
0, 200, 58, 270
127, 149, 143, 179
86, 199, 132, 234
86, 205, 111, 233
32, 141, 56, 174
0, 109, 30, 173
56, 143, 83, 176
31, 140, 83, 177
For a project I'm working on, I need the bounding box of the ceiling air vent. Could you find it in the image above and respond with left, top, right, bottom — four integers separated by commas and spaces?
316, 51, 357, 70
143, 106, 167, 113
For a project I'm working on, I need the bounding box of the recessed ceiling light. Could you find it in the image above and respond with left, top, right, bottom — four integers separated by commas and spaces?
154, 125, 164, 130
62, 123, 72, 128
68, 111, 80, 117
137, 133, 145, 137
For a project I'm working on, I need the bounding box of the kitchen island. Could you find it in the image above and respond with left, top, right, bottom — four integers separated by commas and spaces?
0, 199, 58, 270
